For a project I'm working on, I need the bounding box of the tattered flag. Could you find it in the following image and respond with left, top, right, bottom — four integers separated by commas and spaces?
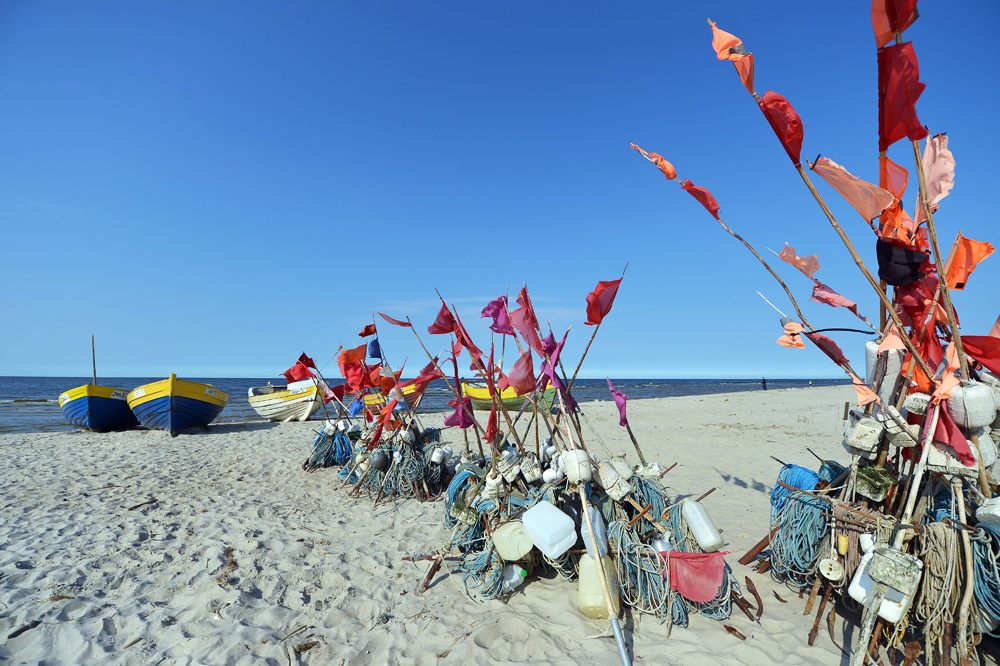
758, 91, 804, 166
777, 243, 821, 280
878, 42, 928, 152
607, 379, 628, 427
586, 278, 622, 326
680, 179, 722, 220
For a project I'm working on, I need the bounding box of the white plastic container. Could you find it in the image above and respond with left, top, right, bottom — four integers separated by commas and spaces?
501, 564, 528, 593
430, 447, 446, 464
865, 341, 906, 405
948, 382, 999, 429
903, 392, 930, 416
681, 499, 724, 553
542, 467, 564, 484
609, 456, 634, 482
493, 521, 534, 561
843, 409, 885, 453
976, 497, 1000, 527
596, 461, 630, 501
578, 554, 621, 619
521, 501, 576, 559
483, 474, 504, 500
562, 449, 592, 484
847, 548, 923, 623
520, 455, 542, 483
580, 506, 609, 559
651, 532, 672, 555
497, 450, 521, 483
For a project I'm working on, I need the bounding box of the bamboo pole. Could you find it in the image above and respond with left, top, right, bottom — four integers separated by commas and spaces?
91, 334, 97, 385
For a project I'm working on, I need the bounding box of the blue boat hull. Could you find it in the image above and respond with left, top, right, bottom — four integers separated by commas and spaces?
60, 395, 140, 432
130, 395, 225, 435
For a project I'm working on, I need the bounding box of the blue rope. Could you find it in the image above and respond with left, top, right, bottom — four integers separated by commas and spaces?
770, 464, 819, 525
818, 460, 847, 485
769, 491, 827, 587
971, 522, 1000, 634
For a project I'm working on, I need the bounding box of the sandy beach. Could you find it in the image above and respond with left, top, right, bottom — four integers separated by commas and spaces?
0, 386, 869, 665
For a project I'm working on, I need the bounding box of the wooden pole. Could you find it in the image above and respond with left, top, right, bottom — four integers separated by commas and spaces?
91, 334, 97, 385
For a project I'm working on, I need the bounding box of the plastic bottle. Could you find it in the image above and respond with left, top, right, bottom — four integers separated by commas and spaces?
580, 506, 608, 559
578, 554, 620, 619
650, 532, 672, 556
680, 499, 724, 553
501, 564, 527, 593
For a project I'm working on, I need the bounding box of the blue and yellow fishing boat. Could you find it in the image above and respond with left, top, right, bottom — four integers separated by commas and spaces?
127, 374, 228, 435
58, 384, 140, 432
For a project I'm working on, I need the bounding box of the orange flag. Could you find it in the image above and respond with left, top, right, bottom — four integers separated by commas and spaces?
811, 157, 895, 223
709, 21, 754, 94
631, 144, 676, 180
777, 243, 820, 279
776, 321, 806, 349
848, 371, 882, 408
946, 234, 995, 290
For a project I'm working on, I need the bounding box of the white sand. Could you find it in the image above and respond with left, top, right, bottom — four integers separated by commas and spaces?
0, 386, 862, 665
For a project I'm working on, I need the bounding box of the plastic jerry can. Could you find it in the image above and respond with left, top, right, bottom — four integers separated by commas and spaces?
501, 564, 528, 593
521, 501, 576, 559
847, 547, 923, 623
578, 554, 621, 619
681, 500, 724, 553
492, 521, 534, 561
579, 505, 609, 559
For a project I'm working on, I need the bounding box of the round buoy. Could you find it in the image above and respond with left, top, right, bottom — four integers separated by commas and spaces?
370, 451, 388, 470
819, 558, 845, 582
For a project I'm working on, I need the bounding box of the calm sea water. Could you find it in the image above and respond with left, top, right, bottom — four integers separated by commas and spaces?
0, 376, 849, 434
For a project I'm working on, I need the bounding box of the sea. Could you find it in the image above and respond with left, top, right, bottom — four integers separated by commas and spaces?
0, 376, 849, 434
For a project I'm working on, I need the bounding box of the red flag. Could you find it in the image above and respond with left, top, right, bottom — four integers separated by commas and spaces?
934, 404, 976, 467
777, 243, 820, 279
281, 362, 315, 383
338, 344, 370, 391
878, 42, 928, 152
338, 344, 366, 368
585, 278, 622, 326
758, 91, 804, 166
872, 0, 918, 48
946, 235, 995, 290
483, 402, 498, 444
680, 179, 721, 221
444, 395, 474, 428
962, 336, 1000, 376
297, 353, 317, 369
452, 311, 484, 362
378, 399, 400, 429
506, 349, 536, 396
427, 302, 456, 335
358, 323, 377, 337
481, 295, 516, 336
377, 312, 411, 327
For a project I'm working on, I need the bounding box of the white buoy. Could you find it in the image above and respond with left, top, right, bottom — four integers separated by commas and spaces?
562, 449, 593, 484
947, 382, 999, 429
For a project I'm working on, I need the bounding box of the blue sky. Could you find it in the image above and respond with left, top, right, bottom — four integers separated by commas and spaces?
1, 1, 997, 380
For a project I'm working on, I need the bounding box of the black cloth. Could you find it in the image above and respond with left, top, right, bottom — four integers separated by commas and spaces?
876, 238, 928, 286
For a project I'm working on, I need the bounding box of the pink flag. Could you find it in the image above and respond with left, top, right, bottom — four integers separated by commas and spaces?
541, 328, 571, 385
804, 332, 850, 366
585, 278, 622, 326
481, 295, 516, 335
607, 379, 628, 427
506, 350, 536, 396
510, 286, 544, 354
377, 312, 411, 327
811, 281, 866, 321
914, 134, 955, 227
777, 243, 820, 279
811, 157, 895, 223
667, 552, 726, 603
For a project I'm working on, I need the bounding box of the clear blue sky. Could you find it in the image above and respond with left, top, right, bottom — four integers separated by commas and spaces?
1, 2, 997, 380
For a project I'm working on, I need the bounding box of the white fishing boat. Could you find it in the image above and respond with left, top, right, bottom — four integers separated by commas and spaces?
247, 378, 323, 422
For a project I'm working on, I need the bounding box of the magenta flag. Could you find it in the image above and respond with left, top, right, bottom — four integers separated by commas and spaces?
510, 286, 544, 353
377, 312, 411, 327
541, 328, 571, 385
444, 395, 474, 428
481, 295, 516, 335
607, 379, 628, 427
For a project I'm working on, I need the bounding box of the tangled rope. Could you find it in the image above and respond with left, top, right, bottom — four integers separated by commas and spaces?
608, 519, 671, 619
769, 491, 828, 587
770, 464, 819, 524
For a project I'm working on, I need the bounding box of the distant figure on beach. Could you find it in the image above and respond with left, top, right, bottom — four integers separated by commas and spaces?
809, 380, 813, 388
762, 377, 767, 390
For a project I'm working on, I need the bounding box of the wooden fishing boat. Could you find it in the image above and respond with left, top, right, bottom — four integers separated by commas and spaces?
461, 382, 556, 411
362, 382, 420, 407
127, 374, 228, 435
58, 384, 140, 432
247, 378, 323, 422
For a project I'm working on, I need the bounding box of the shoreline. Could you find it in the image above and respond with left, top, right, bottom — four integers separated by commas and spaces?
1, 387, 856, 665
